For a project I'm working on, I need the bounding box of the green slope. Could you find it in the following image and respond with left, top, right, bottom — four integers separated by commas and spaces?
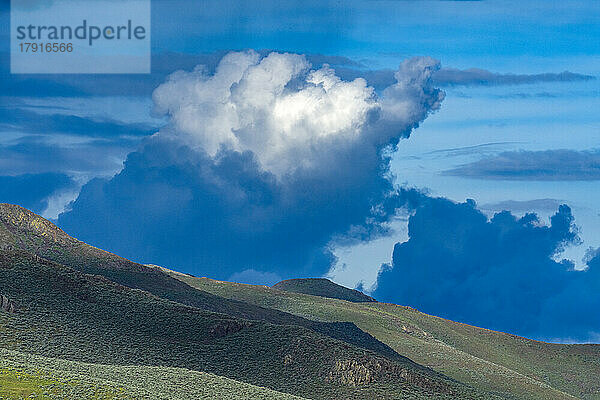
0, 247, 486, 399
174, 275, 600, 400
272, 278, 375, 302
0, 204, 404, 361
4, 203, 593, 399
0, 348, 306, 400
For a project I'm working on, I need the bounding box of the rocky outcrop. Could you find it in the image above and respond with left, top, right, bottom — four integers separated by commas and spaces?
326, 358, 455, 395
0, 294, 16, 313
327, 359, 382, 385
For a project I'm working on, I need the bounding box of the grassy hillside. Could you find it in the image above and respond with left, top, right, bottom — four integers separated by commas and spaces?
0, 204, 406, 361
272, 278, 375, 302
175, 275, 600, 400
2, 203, 596, 399
0, 348, 306, 400
0, 247, 486, 399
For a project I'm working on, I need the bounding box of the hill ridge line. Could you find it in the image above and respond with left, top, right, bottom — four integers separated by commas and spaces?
352, 305, 577, 398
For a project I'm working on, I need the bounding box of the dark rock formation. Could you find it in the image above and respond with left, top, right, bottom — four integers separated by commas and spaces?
0, 294, 16, 313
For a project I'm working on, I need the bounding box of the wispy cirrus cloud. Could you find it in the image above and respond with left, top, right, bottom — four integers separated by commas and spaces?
480, 198, 564, 213
0, 107, 157, 138
433, 68, 595, 86
0, 135, 138, 177
444, 149, 600, 181
336, 67, 595, 90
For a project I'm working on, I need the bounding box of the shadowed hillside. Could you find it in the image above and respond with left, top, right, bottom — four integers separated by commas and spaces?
0, 248, 480, 399
0, 204, 489, 399
0, 204, 399, 360
273, 278, 376, 303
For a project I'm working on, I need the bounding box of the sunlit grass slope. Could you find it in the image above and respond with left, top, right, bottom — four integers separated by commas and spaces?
0, 348, 307, 399
0, 239, 483, 399
175, 275, 600, 400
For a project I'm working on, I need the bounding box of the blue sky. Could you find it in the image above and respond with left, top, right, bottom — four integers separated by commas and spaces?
1, 0, 599, 341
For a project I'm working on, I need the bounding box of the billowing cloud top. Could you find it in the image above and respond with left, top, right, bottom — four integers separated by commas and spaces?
59, 51, 445, 280
152, 51, 443, 176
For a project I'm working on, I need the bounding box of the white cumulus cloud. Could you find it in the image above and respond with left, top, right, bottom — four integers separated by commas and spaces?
152, 50, 444, 176
60, 50, 445, 281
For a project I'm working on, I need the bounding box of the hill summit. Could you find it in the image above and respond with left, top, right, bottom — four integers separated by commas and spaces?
273, 278, 376, 303
0, 203, 73, 246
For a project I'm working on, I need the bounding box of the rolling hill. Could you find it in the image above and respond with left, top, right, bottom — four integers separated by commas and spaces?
175, 275, 600, 400
0, 204, 489, 399
1, 203, 598, 399
0, 204, 403, 360
273, 278, 376, 303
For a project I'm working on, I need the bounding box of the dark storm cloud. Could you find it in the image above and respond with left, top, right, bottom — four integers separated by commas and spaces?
373, 195, 600, 341
57, 137, 404, 279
